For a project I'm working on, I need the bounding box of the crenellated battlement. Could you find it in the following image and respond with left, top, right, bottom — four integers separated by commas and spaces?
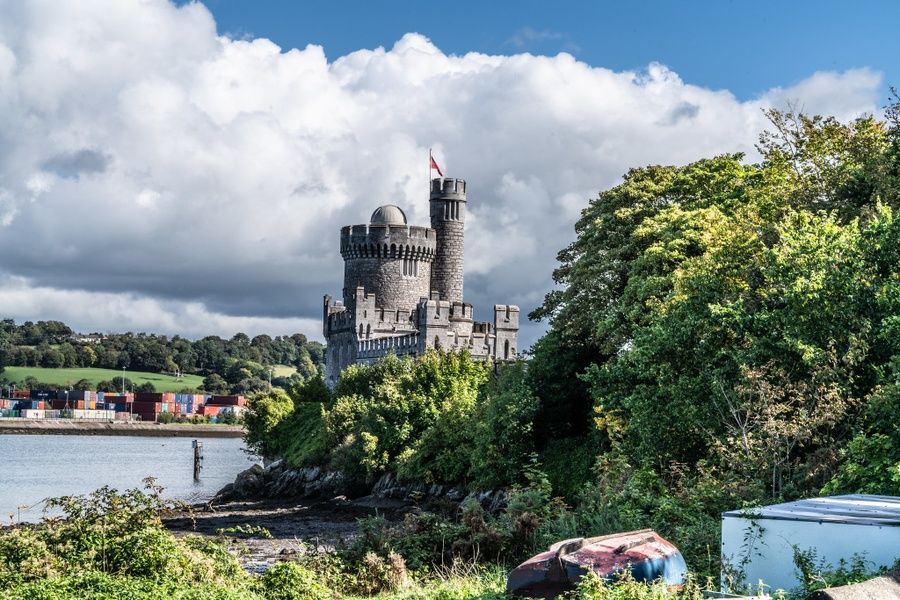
340, 224, 436, 261
430, 177, 467, 200
493, 304, 520, 330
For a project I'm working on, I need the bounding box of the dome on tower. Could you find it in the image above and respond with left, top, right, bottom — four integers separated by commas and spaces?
370, 205, 408, 225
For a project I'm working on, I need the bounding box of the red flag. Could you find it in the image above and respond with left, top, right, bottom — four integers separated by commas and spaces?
430, 154, 443, 177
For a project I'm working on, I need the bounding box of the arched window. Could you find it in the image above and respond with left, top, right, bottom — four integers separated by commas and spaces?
504, 339, 510, 360
434, 335, 441, 349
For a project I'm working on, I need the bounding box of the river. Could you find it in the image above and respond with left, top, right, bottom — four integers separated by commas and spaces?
0, 434, 259, 523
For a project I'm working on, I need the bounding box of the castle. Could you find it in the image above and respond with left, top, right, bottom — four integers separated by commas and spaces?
323, 176, 520, 385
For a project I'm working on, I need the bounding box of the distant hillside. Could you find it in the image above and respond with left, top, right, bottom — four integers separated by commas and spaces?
0, 319, 324, 394
1, 367, 205, 393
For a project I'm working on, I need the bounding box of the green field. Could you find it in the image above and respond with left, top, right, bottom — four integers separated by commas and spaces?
0, 367, 205, 392
271, 364, 297, 377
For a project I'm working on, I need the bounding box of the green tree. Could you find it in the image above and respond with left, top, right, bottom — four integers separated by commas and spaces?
244, 389, 295, 457
468, 362, 540, 488
202, 373, 229, 394
41, 348, 65, 368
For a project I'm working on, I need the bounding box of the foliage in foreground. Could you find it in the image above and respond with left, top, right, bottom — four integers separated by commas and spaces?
0, 481, 260, 598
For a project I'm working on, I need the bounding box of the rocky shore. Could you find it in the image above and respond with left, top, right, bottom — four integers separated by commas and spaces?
165, 460, 509, 572
213, 460, 510, 513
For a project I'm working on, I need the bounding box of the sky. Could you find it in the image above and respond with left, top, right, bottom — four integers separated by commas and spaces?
0, 0, 894, 347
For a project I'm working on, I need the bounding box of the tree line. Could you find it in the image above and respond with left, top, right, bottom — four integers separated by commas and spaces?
0, 319, 325, 393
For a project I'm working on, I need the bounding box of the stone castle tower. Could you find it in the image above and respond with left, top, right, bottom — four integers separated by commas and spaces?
323, 176, 519, 386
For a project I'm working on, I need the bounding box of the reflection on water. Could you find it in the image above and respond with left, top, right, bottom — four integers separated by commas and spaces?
0, 434, 259, 522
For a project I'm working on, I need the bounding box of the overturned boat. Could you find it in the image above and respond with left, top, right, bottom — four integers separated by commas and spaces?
506, 529, 687, 598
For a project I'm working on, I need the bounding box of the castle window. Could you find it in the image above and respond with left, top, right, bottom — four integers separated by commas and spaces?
402, 258, 418, 279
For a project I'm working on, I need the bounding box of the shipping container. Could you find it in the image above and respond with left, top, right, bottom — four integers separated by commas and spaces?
104, 394, 133, 403
207, 395, 247, 407
69, 409, 116, 420
30, 389, 58, 400
131, 401, 163, 413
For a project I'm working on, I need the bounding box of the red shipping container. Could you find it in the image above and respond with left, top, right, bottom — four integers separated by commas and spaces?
208, 395, 247, 407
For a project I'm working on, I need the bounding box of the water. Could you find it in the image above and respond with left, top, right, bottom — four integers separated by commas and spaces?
0, 434, 260, 522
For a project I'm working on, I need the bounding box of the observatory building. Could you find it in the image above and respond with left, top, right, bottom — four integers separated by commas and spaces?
323, 177, 519, 385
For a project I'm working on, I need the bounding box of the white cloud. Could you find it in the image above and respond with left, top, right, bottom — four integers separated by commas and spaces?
0, 275, 319, 339
0, 0, 883, 346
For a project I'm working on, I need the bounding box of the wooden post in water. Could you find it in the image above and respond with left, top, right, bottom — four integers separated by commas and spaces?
192, 439, 203, 480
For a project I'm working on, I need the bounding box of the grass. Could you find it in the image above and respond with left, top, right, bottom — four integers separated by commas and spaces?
272, 364, 298, 378
0, 367, 205, 392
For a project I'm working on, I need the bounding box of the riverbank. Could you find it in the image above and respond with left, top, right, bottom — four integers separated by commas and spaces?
164, 496, 407, 573
0, 418, 244, 437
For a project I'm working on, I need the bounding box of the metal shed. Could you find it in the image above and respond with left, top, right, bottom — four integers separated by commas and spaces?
721, 494, 900, 593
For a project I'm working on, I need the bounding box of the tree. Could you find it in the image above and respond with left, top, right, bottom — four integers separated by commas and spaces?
72, 379, 92, 391
244, 389, 294, 457
201, 373, 229, 395
41, 348, 65, 368
76, 345, 96, 367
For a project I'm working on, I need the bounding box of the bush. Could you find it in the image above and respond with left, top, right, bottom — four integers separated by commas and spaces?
244, 389, 295, 457
0, 480, 255, 595
322, 351, 491, 485
259, 561, 331, 600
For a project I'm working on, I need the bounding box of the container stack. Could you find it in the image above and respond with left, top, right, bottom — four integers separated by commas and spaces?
201, 395, 248, 420
173, 393, 206, 416
49, 391, 99, 411
15, 399, 45, 411
130, 392, 177, 422
103, 394, 134, 415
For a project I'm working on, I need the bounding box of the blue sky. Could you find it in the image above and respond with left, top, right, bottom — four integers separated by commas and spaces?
204, 0, 898, 102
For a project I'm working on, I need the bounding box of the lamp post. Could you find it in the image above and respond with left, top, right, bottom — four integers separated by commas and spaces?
121, 367, 126, 396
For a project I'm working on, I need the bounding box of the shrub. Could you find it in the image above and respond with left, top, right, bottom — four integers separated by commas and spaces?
259, 561, 330, 600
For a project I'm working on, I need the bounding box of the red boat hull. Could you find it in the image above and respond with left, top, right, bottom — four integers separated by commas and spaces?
506, 529, 687, 598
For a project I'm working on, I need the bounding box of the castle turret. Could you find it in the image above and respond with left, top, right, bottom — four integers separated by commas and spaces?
429, 178, 466, 304
340, 205, 436, 312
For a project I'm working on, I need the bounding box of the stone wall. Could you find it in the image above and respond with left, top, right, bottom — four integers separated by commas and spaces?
343, 257, 431, 313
